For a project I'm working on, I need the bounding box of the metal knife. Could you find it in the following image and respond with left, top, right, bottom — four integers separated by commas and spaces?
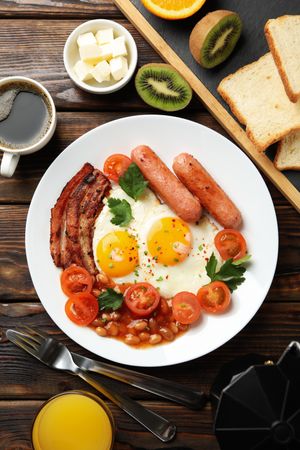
71, 352, 207, 410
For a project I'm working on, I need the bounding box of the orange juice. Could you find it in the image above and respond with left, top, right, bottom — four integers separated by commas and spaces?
32, 391, 114, 450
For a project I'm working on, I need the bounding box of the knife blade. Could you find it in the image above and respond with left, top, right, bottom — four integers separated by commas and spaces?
71, 352, 207, 410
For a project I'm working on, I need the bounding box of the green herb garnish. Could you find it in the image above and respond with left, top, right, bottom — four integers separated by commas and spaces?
233, 254, 252, 265
119, 163, 148, 201
206, 253, 250, 292
107, 197, 133, 227
98, 288, 124, 311
156, 276, 163, 282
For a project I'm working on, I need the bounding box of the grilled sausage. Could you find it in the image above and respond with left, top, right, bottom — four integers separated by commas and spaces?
131, 146, 202, 223
173, 153, 242, 229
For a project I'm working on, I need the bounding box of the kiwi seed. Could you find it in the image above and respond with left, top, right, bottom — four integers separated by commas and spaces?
189, 10, 242, 69
135, 63, 192, 112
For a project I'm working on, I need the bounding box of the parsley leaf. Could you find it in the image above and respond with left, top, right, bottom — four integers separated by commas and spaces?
205, 253, 250, 292
206, 253, 218, 279
107, 197, 133, 227
119, 163, 148, 201
98, 288, 124, 311
233, 254, 252, 265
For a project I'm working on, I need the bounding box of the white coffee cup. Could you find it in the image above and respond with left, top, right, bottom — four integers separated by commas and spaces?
0, 76, 57, 178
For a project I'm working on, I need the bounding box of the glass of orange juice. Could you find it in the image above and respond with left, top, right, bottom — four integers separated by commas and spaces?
31, 390, 115, 450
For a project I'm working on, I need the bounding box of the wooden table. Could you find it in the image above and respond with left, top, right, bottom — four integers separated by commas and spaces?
0, 2, 299, 449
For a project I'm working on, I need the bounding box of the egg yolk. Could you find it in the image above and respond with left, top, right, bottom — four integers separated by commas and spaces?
147, 217, 192, 266
96, 231, 139, 277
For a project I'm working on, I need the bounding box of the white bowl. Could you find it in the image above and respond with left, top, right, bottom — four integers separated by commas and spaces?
63, 19, 138, 94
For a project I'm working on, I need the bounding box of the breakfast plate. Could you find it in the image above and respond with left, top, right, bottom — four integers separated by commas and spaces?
25, 115, 278, 367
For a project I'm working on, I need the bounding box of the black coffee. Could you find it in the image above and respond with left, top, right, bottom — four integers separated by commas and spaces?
0, 81, 52, 149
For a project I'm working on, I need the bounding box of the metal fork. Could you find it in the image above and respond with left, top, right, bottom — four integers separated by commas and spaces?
6, 328, 176, 443
20, 327, 205, 410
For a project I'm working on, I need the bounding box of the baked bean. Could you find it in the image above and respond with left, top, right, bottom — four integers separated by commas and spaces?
139, 332, 150, 342
91, 318, 104, 327
134, 321, 148, 331
125, 334, 141, 345
101, 312, 121, 322
95, 327, 107, 337
101, 313, 112, 322
110, 311, 121, 321
149, 334, 162, 345
159, 298, 170, 315
149, 318, 158, 332
169, 323, 179, 334
106, 322, 119, 336
176, 321, 189, 331
159, 327, 174, 341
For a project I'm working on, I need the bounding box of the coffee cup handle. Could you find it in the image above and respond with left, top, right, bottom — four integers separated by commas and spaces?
1, 152, 20, 177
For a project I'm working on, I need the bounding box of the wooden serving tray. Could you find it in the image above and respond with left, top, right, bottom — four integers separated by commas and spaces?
114, 0, 300, 212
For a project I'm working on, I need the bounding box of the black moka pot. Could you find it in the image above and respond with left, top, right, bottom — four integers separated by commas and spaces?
135, 341, 300, 450
211, 341, 300, 450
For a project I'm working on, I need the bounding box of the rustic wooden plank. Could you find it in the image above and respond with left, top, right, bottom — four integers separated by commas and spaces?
0, 202, 299, 301
1, 302, 299, 401
0, 111, 289, 204
0, 0, 121, 19
0, 400, 217, 450
0, 19, 163, 112
0, 111, 229, 204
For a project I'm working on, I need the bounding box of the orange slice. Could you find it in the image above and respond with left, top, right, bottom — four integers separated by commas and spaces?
141, 0, 206, 20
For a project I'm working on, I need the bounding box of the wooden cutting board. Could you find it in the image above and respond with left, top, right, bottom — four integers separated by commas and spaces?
114, 0, 300, 212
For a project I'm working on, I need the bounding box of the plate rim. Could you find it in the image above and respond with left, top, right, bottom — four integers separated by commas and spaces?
25, 114, 279, 367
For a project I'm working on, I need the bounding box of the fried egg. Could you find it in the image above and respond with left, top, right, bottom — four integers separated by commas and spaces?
93, 184, 222, 298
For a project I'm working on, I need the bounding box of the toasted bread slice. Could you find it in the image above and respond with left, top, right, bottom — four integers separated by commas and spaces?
218, 53, 300, 151
265, 15, 300, 103
275, 131, 300, 171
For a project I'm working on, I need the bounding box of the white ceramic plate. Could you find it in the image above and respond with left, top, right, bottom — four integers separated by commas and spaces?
26, 115, 278, 367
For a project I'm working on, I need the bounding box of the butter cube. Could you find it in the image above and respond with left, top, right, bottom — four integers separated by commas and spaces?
110, 56, 128, 81
91, 60, 111, 83
96, 28, 114, 45
112, 36, 127, 58
99, 43, 113, 61
74, 60, 93, 82
79, 44, 102, 65
77, 32, 97, 48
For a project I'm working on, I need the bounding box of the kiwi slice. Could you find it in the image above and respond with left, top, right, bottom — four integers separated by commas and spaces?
189, 10, 242, 69
135, 63, 192, 112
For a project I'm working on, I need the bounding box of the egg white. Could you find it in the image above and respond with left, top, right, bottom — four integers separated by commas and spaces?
93, 184, 222, 298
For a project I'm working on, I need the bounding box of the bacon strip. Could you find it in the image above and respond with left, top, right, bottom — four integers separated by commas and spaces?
61, 171, 97, 268
79, 170, 111, 274
50, 163, 94, 267
50, 163, 111, 274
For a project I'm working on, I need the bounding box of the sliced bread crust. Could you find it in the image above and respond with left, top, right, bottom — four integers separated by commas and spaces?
275, 131, 300, 171
218, 53, 300, 151
265, 16, 300, 103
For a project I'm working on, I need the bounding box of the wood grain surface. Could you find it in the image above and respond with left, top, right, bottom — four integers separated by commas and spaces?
0, 2, 299, 450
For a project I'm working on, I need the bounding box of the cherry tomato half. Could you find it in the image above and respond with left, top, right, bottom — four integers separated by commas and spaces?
124, 283, 160, 317
172, 292, 201, 325
61, 265, 93, 297
65, 293, 99, 326
197, 281, 231, 314
103, 154, 132, 182
214, 229, 247, 261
